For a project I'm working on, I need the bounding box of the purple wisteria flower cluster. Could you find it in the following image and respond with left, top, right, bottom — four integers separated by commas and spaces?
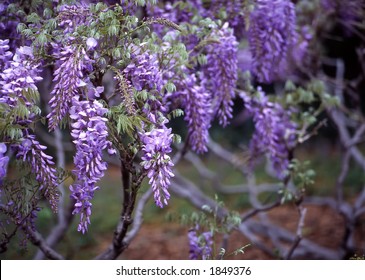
0, 39, 12, 69
69, 96, 115, 233
241, 88, 297, 178
146, 0, 203, 36
0, 42, 59, 209
140, 126, 174, 208
123, 50, 167, 121
123, 48, 176, 208
0, 1, 21, 51
188, 226, 213, 260
123, 51, 164, 93
248, 0, 297, 83
147, 0, 246, 39
47, 45, 93, 130
180, 73, 212, 154
14, 135, 59, 211
58, 4, 92, 33
0, 45, 42, 107
204, 24, 238, 127
205, 0, 245, 36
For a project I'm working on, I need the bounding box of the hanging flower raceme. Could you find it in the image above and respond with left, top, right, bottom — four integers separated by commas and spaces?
0, 39, 12, 69
124, 52, 164, 92
58, 4, 92, 33
181, 73, 212, 154
248, 0, 297, 83
47, 45, 93, 130
204, 24, 238, 127
188, 226, 213, 260
14, 135, 59, 211
140, 126, 174, 208
0, 2, 21, 51
123, 51, 167, 121
0, 45, 42, 107
241, 88, 297, 178
69, 96, 114, 233
0, 43, 59, 208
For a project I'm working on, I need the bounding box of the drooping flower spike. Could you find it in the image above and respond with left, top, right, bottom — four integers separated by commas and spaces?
69, 96, 115, 233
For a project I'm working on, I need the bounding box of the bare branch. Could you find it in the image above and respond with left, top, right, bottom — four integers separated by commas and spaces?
124, 188, 153, 244
241, 201, 281, 222
184, 150, 280, 194
22, 225, 65, 260
207, 138, 247, 174
354, 187, 365, 215
285, 206, 307, 260
95, 160, 146, 260
246, 220, 340, 259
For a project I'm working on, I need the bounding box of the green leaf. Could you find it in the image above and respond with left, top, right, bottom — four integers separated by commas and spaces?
116, 114, 132, 134
43, 8, 52, 18
170, 109, 184, 119
22, 29, 33, 38
95, 2, 107, 12
298, 88, 314, 103
136, 0, 146, 6
285, 80, 296, 92
197, 54, 207, 66
35, 32, 48, 46
172, 134, 181, 144
16, 23, 26, 33
26, 13, 40, 24
165, 82, 176, 93
112, 48, 122, 59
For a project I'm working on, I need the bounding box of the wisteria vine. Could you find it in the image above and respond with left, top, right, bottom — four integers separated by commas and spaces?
0, 0, 359, 261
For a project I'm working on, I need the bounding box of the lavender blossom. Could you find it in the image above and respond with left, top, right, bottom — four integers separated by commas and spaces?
146, 0, 204, 36
241, 88, 297, 178
248, 0, 297, 83
0, 1, 21, 51
0, 43, 59, 206
14, 135, 59, 211
0, 143, 9, 185
123, 51, 167, 121
140, 126, 174, 208
291, 26, 313, 68
47, 45, 93, 130
69, 97, 114, 233
204, 24, 238, 126
120, 0, 139, 14
124, 52, 164, 92
180, 73, 212, 153
58, 4, 92, 33
188, 226, 213, 260
206, 0, 245, 37
0, 39, 12, 69
0, 46, 42, 107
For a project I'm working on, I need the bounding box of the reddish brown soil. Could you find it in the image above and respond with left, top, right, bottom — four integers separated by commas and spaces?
97, 205, 365, 260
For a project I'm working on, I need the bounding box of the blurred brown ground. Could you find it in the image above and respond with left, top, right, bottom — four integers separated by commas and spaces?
96, 205, 365, 260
